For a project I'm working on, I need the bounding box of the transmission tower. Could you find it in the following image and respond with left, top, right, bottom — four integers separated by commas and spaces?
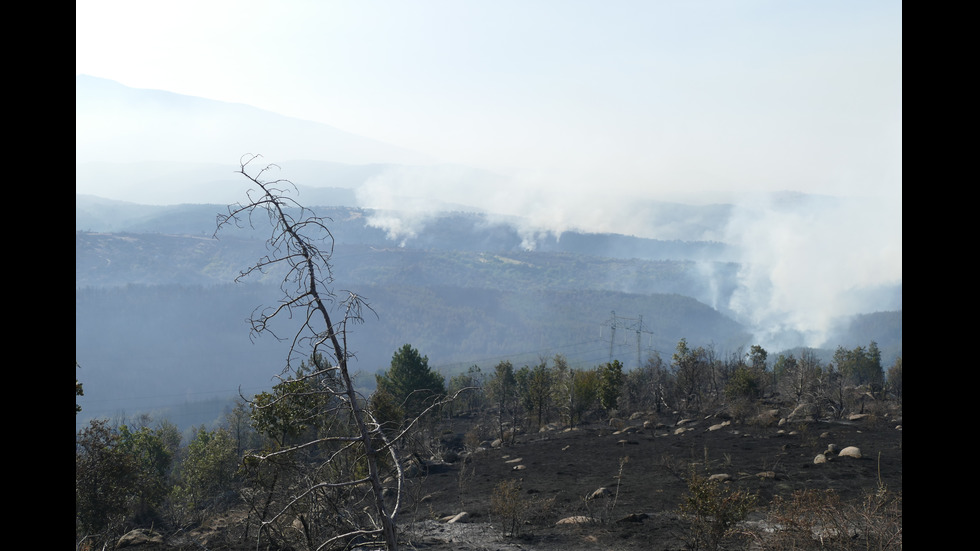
601, 311, 654, 369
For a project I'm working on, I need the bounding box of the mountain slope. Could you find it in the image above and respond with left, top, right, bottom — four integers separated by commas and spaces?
76, 75, 431, 167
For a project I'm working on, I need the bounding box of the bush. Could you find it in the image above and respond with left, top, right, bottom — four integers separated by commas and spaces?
490, 478, 553, 537
679, 467, 758, 550
725, 367, 764, 402
756, 486, 902, 550
76, 420, 139, 539
491, 479, 532, 537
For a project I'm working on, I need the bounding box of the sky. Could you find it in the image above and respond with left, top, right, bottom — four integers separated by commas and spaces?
76, 0, 902, 349
76, 1, 900, 202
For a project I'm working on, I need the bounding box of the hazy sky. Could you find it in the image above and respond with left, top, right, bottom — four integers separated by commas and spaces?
76, 0, 901, 204
76, 1, 902, 349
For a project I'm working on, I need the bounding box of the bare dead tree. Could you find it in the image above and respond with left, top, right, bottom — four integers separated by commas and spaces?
214, 154, 406, 550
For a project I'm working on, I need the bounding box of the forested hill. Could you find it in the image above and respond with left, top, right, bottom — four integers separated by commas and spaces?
76, 197, 736, 262
75, 198, 900, 431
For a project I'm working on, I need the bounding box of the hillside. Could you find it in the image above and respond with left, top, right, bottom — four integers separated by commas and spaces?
74, 199, 900, 431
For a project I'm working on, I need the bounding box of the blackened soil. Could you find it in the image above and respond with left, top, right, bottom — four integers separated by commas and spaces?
397, 411, 902, 551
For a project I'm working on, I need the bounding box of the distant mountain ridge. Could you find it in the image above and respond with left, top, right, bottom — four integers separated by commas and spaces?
76, 75, 432, 167
76, 76, 739, 243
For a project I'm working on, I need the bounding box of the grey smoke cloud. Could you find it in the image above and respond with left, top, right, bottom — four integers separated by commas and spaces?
356, 164, 901, 353
721, 191, 901, 350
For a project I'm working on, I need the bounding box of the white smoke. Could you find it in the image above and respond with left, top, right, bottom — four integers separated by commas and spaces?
353, 163, 902, 354
721, 191, 902, 350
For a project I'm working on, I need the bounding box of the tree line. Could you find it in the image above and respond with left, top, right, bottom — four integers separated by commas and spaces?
77, 336, 901, 549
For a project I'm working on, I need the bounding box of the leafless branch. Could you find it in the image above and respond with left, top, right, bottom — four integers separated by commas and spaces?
216, 154, 401, 550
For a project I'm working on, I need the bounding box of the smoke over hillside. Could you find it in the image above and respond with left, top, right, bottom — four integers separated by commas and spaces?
720, 192, 901, 350
352, 163, 901, 353
76, 76, 900, 357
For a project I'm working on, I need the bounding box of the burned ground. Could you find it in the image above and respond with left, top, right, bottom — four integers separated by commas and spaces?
141, 407, 901, 551
395, 409, 903, 551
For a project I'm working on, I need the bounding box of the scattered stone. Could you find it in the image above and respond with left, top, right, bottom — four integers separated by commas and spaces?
512, 464, 526, 471
116, 528, 164, 548
588, 487, 612, 500
753, 409, 779, 426
442, 450, 460, 463
756, 471, 776, 479
614, 425, 640, 435
504, 457, 523, 464
556, 515, 592, 525
707, 420, 731, 431
814, 453, 827, 464
708, 473, 731, 482
838, 446, 862, 459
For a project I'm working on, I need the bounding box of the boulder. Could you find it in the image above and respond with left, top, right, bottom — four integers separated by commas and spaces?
617, 513, 650, 523
588, 487, 612, 500
116, 529, 164, 549
556, 515, 591, 525
838, 446, 862, 458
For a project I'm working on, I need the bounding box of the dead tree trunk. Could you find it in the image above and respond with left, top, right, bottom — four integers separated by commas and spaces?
216, 154, 401, 550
